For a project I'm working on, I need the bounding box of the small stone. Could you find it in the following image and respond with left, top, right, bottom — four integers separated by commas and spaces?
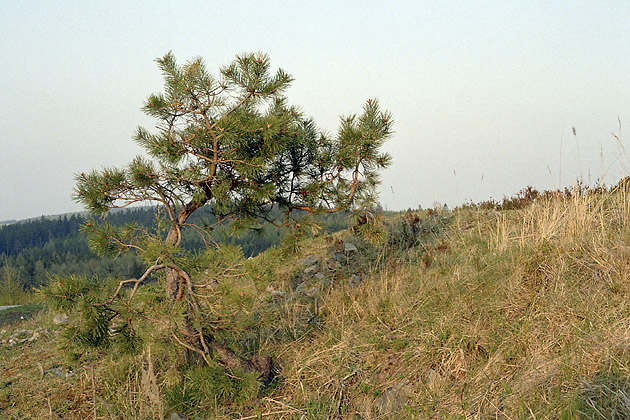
304, 265, 318, 275
305, 287, 320, 298
28, 331, 41, 342
300, 254, 320, 266
53, 314, 68, 325
317, 277, 332, 288
344, 242, 358, 253
170, 413, 187, 420
426, 369, 442, 390
10, 330, 30, 344
270, 290, 284, 297
350, 274, 363, 287
295, 282, 308, 292
44, 367, 74, 378
374, 381, 411, 414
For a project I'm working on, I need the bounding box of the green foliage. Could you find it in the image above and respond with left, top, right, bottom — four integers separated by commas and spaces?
39, 275, 148, 354
164, 363, 261, 415
73, 304, 111, 348
351, 210, 387, 245
278, 225, 308, 256
43, 274, 103, 312
73, 50, 392, 259
42, 275, 112, 348
0, 211, 149, 289
0, 207, 348, 294
49, 50, 393, 407
113, 321, 143, 355
0, 266, 31, 305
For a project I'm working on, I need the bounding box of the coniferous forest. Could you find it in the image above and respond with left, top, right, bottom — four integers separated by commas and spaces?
0, 207, 349, 290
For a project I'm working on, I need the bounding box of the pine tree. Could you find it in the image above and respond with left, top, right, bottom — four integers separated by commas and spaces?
44, 51, 393, 379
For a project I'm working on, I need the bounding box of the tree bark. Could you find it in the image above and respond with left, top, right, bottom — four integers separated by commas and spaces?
164, 199, 205, 301
165, 269, 181, 301
163, 198, 274, 383
210, 340, 273, 385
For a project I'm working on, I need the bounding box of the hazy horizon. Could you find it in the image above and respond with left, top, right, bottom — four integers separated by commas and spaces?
2, 1, 629, 221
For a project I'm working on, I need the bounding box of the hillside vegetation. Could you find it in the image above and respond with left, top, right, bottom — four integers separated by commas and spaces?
2, 185, 630, 418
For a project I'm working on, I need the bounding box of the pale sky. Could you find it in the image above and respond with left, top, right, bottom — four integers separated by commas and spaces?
1, 1, 628, 221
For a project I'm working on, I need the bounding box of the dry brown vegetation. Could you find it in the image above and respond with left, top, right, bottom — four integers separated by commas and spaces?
3, 184, 630, 418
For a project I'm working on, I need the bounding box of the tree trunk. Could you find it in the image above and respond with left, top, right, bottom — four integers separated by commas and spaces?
210, 340, 273, 385
165, 269, 181, 301
163, 200, 206, 301
163, 201, 274, 383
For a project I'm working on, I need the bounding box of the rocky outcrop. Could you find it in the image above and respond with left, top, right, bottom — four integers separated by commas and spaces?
264, 239, 368, 308
0, 327, 48, 346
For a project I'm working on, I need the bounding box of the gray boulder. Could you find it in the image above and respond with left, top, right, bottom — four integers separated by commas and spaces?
344, 242, 359, 253
53, 313, 69, 325
374, 380, 412, 414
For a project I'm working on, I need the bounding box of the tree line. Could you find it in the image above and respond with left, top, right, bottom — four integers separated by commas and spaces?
0, 207, 349, 290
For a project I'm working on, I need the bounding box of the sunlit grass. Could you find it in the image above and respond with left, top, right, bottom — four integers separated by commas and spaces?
271, 185, 630, 418
3, 185, 630, 418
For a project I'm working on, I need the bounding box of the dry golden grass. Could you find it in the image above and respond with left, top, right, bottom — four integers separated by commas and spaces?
265, 188, 630, 418
3, 187, 630, 418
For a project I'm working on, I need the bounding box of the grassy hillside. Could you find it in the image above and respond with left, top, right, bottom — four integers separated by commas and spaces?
2, 186, 630, 418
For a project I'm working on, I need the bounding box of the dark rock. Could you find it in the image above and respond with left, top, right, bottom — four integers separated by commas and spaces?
250, 355, 273, 385
374, 380, 411, 414
304, 265, 319, 275
210, 340, 274, 386
44, 367, 74, 378
350, 275, 366, 287
300, 254, 320, 266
